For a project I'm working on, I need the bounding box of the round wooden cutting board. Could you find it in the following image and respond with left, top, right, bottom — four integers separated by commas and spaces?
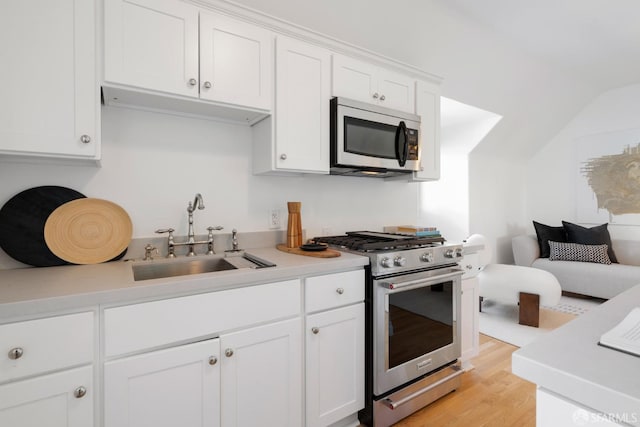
44, 198, 132, 264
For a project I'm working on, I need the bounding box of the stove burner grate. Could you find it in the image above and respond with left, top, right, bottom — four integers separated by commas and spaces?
313, 231, 445, 252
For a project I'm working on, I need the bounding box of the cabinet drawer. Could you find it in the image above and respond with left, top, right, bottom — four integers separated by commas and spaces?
305, 270, 364, 313
0, 312, 94, 383
104, 279, 301, 357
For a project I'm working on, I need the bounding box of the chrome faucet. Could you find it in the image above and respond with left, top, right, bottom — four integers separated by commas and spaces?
156, 193, 223, 257
187, 193, 205, 250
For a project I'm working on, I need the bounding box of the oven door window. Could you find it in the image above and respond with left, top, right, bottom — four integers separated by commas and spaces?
387, 281, 454, 369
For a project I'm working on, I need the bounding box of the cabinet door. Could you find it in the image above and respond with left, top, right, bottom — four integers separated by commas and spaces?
414, 79, 441, 180
104, 339, 220, 427
0, 0, 98, 159
220, 318, 302, 427
274, 36, 331, 173
200, 12, 272, 110
460, 277, 480, 370
0, 366, 93, 427
306, 304, 365, 427
104, 0, 199, 98
377, 69, 415, 113
332, 54, 378, 105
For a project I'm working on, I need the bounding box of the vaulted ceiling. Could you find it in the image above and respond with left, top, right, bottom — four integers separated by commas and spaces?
445, 0, 640, 92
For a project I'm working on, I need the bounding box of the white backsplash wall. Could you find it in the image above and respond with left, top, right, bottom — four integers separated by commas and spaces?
0, 106, 420, 269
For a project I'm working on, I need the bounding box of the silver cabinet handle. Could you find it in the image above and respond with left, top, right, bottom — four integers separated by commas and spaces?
372, 92, 379, 99
203, 81, 212, 89
80, 134, 91, 144
225, 348, 234, 357
336, 288, 344, 295
74, 386, 87, 399
380, 94, 386, 101
188, 78, 197, 86
280, 154, 287, 160
311, 327, 319, 334
209, 356, 218, 366
8, 347, 23, 360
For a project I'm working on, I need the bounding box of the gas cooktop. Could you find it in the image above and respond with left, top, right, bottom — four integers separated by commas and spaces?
312, 231, 445, 252
313, 231, 461, 276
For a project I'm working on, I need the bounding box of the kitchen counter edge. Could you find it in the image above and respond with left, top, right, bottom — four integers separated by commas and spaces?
0, 248, 369, 322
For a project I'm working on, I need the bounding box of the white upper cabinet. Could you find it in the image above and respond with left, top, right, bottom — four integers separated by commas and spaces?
199, 12, 272, 110
332, 54, 415, 113
104, 0, 199, 97
413, 79, 441, 181
104, 0, 273, 113
253, 36, 331, 174
0, 0, 99, 160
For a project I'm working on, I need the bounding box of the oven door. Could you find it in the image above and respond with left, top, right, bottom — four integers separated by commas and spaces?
373, 267, 463, 396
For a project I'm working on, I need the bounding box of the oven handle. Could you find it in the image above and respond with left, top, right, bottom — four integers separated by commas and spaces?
379, 269, 463, 291
381, 365, 463, 410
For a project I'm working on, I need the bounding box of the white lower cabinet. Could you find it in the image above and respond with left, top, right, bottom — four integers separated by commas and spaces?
220, 318, 302, 427
104, 339, 220, 427
0, 366, 93, 427
306, 303, 365, 427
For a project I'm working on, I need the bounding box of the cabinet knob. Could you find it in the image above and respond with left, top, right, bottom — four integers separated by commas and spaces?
80, 134, 91, 144
203, 81, 212, 89
209, 356, 218, 366
372, 92, 379, 99
8, 347, 23, 360
74, 386, 87, 399
280, 154, 287, 160
336, 288, 344, 295
380, 94, 386, 101
311, 327, 319, 334
188, 78, 197, 86
225, 348, 234, 357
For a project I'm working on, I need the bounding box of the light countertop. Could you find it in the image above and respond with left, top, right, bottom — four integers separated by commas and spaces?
512, 284, 640, 426
0, 247, 368, 322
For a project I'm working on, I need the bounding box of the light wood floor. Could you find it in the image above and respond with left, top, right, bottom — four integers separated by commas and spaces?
392, 334, 536, 427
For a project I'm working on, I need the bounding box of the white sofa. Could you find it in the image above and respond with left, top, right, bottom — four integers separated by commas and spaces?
512, 235, 640, 299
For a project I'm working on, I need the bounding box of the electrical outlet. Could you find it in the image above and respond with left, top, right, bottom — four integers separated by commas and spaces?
269, 209, 281, 229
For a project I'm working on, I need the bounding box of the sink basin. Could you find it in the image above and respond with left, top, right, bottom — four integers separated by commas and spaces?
131, 253, 276, 281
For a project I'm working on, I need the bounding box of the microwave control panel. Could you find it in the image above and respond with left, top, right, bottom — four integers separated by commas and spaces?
407, 129, 419, 160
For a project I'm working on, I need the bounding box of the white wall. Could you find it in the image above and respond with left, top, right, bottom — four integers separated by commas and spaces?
526, 83, 640, 241
0, 105, 419, 242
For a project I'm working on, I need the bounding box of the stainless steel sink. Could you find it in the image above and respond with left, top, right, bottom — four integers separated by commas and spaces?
131, 253, 276, 281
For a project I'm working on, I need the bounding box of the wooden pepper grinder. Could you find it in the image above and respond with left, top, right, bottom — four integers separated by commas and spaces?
286, 202, 302, 248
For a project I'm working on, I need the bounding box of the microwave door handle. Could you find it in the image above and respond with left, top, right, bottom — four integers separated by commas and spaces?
395, 121, 408, 167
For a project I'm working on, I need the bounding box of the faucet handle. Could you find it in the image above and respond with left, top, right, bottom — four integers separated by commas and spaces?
155, 228, 175, 235
207, 226, 223, 232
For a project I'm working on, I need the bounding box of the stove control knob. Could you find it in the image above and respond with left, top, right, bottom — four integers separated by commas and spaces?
455, 248, 464, 258
445, 249, 455, 258
421, 252, 434, 263
380, 257, 393, 268
394, 256, 406, 267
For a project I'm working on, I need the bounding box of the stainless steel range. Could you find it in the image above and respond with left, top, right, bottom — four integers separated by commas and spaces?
313, 231, 465, 426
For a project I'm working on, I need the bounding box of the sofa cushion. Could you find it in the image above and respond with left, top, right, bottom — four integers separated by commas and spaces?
532, 258, 640, 299
548, 241, 612, 265
533, 221, 567, 258
562, 221, 618, 263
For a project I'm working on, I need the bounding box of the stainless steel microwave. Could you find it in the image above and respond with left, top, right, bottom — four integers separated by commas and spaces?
330, 97, 421, 177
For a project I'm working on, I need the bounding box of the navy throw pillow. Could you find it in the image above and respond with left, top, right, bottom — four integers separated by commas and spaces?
561, 221, 618, 263
533, 221, 567, 258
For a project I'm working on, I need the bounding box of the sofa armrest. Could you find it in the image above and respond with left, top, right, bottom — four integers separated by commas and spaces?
512, 235, 540, 266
